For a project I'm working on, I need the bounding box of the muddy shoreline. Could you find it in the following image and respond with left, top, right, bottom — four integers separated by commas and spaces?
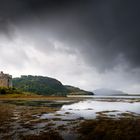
0, 96, 140, 140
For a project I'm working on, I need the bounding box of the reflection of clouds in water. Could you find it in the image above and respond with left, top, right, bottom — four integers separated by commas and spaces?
41, 99, 140, 120
62, 100, 140, 113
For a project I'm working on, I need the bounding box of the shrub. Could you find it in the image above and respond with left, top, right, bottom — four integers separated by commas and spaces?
0, 87, 20, 94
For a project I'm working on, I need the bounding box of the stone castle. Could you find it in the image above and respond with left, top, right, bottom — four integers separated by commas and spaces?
0, 71, 12, 88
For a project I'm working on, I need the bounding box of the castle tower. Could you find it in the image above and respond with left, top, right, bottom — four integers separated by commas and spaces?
0, 71, 12, 88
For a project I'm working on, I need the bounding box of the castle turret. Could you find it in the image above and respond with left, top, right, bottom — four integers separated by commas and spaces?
0, 71, 12, 88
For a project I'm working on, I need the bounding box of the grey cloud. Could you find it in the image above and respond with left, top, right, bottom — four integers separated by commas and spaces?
16, 0, 140, 72
0, 0, 140, 92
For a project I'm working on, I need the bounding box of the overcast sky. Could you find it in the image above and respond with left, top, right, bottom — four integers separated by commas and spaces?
0, 0, 140, 93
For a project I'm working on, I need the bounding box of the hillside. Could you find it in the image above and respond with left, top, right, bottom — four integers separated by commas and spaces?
13, 75, 67, 96
65, 85, 94, 95
94, 88, 128, 96
13, 75, 94, 96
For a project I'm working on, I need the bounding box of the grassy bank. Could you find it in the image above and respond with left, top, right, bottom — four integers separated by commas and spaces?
78, 119, 140, 140
0, 93, 68, 100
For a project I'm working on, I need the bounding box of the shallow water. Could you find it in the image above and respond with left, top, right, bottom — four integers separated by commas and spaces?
0, 96, 140, 140
68, 95, 140, 98
41, 97, 140, 120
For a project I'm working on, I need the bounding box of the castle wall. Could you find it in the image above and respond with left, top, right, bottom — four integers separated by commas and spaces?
0, 72, 12, 88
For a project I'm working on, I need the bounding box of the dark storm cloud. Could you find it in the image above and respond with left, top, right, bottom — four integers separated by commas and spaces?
0, 0, 140, 71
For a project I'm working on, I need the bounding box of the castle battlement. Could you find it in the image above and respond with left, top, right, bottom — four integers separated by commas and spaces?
0, 71, 12, 88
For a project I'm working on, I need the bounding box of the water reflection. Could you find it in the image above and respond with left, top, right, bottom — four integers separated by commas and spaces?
41, 98, 140, 120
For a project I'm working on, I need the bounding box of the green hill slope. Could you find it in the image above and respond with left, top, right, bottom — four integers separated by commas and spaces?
13, 75, 94, 96
13, 75, 67, 96
65, 85, 94, 95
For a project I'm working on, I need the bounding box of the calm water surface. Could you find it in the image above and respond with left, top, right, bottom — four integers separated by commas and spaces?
41, 96, 140, 120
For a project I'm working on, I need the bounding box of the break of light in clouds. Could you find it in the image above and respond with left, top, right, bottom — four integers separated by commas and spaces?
0, 0, 140, 93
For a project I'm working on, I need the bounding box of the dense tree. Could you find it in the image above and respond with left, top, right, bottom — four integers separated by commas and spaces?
13, 75, 94, 96
13, 75, 67, 96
